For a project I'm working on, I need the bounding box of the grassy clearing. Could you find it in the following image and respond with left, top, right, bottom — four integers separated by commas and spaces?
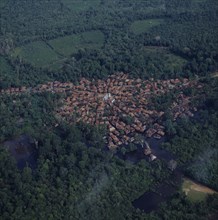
182, 178, 217, 202
62, 0, 100, 11
164, 52, 186, 70
130, 19, 163, 35
48, 30, 105, 56
11, 41, 60, 67
10, 31, 104, 69
211, 72, 218, 78
46, 58, 68, 71
144, 47, 187, 71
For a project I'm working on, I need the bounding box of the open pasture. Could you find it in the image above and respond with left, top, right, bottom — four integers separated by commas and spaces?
11, 41, 60, 68
144, 46, 187, 72
130, 19, 163, 35
182, 178, 217, 202
48, 30, 105, 56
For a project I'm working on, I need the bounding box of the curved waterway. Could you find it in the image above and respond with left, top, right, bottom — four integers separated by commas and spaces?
2, 134, 216, 213
118, 137, 216, 213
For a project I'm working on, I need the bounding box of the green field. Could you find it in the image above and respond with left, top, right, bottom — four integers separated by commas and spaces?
130, 19, 163, 35
162, 52, 186, 70
182, 178, 217, 202
10, 31, 104, 69
144, 46, 187, 71
48, 30, 105, 56
12, 41, 60, 67
62, 0, 100, 11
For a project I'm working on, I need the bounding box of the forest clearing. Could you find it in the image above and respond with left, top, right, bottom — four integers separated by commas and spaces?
182, 178, 218, 202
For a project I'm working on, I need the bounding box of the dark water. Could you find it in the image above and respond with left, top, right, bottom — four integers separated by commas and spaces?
120, 137, 176, 163
133, 169, 183, 213
3, 135, 38, 169
117, 137, 183, 213
133, 184, 177, 213
146, 137, 176, 162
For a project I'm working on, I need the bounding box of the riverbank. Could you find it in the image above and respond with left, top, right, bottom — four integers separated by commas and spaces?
129, 136, 217, 213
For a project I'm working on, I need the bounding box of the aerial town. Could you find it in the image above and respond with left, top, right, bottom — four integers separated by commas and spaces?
0, 73, 203, 149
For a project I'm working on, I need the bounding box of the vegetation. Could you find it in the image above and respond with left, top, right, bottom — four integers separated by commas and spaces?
63, 0, 101, 11
0, 56, 16, 86
0, 0, 218, 219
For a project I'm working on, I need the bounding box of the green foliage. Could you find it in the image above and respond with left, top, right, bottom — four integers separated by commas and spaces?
0, 0, 218, 219
0, 0, 217, 85
162, 79, 218, 190
187, 149, 218, 191
0, 56, 17, 88
0, 123, 155, 219
156, 193, 218, 220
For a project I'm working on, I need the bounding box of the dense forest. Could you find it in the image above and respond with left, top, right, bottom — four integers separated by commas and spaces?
0, 0, 218, 219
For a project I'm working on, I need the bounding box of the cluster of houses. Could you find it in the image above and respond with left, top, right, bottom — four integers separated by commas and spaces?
0, 86, 27, 94
55, 73, 201, 149
0, 73, 202, 149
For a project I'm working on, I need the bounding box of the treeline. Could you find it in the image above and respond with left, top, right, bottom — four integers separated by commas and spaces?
162, 78, 218, 190
0, 0, 218, 219
1, 118, 217, 220
0, 0, 218, 88
0, 79, 218, 218
0, 118, 166, 219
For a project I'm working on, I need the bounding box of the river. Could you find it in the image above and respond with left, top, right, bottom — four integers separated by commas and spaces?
117, 137, 216, 213
2, 133, 216, 213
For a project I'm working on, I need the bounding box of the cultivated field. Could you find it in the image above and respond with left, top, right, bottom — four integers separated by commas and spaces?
144, 47, 187, 72
11, 31, 104, 69
48, 30, 105, 56
11, 41, 60, 67
130, 19, 163, 34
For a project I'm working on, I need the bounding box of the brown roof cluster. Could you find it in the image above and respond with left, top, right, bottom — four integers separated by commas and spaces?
0, 73, 202, 149
55, 73, 201, 149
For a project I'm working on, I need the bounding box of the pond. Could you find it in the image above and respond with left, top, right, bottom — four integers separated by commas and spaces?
3, 134, 38, 169
132, 168, 183, 213
115, 137, 181, 212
